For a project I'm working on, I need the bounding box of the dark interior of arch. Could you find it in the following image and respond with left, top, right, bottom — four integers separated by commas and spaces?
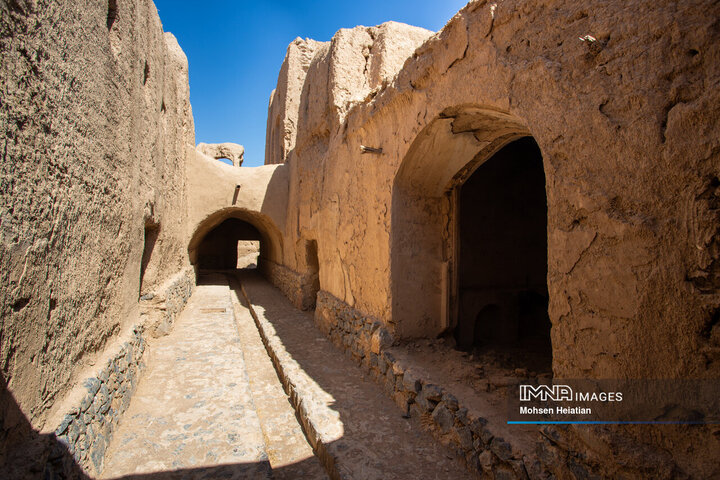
455, 136, 551, 371
196, 218, 262, 270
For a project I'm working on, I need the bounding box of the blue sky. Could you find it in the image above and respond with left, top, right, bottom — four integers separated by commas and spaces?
153, 0, 468, 167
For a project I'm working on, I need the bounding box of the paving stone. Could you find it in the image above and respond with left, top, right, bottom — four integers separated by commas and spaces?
422, 383, 444, 401
101, 280, 271, 479
490, 436, 514, 461
455, 426, 474, 451
432, 403, 455, 433
402, 368, 422, 393
442, 392, 459, 411
240, 271, 475, 480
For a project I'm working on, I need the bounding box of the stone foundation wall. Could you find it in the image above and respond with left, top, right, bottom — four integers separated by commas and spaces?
145, 267, 195, 337
45, 268, 194, 477
315, 290, 681, 478
262, 260, 317, 310
52, 328, 146, 475
315, 292, 526, 476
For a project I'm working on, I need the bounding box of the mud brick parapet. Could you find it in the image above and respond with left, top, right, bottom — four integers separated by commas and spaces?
314, 290, 551, 479
46, 269, 194, 477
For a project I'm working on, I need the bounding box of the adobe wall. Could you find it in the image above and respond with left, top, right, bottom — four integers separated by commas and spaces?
266, 0, 720, 476
269, 0, 720, 385
0, 0, 195, 448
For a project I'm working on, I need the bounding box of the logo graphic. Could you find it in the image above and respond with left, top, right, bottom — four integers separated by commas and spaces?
519, 384, 573, 402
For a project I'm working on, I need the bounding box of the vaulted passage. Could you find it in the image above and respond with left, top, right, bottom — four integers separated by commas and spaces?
454, 137, 551, 370
196, 218, 262, 271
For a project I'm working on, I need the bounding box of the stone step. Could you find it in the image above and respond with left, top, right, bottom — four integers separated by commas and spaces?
101, 276, 271, 479
237, 270, 477, 480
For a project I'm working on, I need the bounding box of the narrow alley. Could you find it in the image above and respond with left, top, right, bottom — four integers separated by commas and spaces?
100, 273, 474, 479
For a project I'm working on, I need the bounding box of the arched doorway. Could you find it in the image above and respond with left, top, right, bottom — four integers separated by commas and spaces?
391, 106, 552, 373
187, 207, 284, 283
195, 218, 262, 271
454, 137, 551, 369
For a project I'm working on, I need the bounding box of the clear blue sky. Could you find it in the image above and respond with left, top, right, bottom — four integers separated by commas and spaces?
153, 0, 468, 167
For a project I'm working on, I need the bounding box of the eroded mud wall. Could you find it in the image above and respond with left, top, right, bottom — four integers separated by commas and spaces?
0, 0, 194, 438
268, 0, 720, 382
266, 1, 719, 476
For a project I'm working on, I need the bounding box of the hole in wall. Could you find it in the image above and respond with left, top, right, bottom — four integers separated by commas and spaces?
47, 297, 57, 322
701, 307, 720, 340
12, 297, 30, 312
107, 0, 117, 30
140, 222, 160, 296
143, 60, 150, 85
216, 157, 233, 166
305, 239, 320, 310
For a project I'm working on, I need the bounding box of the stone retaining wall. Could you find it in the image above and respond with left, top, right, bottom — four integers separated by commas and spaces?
53, 328, 146, 475
262, 260, 317, 310
237, 282, 343, 480
314, 290, 546, 479
47, 268, 194, 476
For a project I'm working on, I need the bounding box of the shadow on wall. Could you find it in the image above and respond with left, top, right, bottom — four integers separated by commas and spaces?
140, 220, 160, 297
0, 372, 87, 479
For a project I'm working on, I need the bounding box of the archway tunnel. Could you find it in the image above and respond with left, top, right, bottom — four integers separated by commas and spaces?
188, 208, 284, 285
195, 218, 262, 271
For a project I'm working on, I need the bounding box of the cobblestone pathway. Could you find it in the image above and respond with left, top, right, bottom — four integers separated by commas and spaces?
101, 272, 475, 479
101, 277, 274, 479
238, 271, 476, 480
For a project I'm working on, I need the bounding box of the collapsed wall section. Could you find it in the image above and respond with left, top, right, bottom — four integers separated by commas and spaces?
0, 0, 195, 458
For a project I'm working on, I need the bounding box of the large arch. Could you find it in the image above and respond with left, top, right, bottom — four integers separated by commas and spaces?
187, 207, 284, 277
390, 105, 547, 343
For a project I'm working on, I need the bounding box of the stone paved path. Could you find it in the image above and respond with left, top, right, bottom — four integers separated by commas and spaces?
238, 271, 477, 480
101, 271, 476, 479
226, 275, 328, 480
101, 277, 272, 479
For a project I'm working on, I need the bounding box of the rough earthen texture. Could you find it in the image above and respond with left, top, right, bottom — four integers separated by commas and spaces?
196, 142, 245, 167
265, 38, 326, 165
0, 0, 194, 460
2, 269, 193, 479
263, 2, 720, 477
